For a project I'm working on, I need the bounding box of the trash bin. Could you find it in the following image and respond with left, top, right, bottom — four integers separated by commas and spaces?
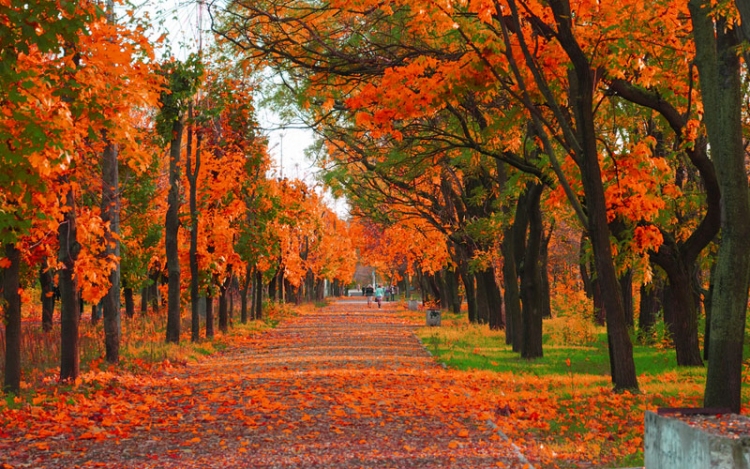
408, 299, 418, 310
426, 309, 441, 326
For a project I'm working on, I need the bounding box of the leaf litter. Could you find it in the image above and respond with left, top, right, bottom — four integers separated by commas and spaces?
2, 300, 541, 468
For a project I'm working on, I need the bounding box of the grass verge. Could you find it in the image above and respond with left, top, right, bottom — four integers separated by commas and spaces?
410, 309, 747, 468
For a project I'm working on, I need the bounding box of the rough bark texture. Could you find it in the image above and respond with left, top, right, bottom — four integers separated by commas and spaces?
619, 269, 634, 328
689, 0, 750, 412
101, 141, 121, 363
165, 120, 184, 344
59, 182, 81, 381
653, 246, 704, 366
3, 243, 21, 393
519, 184, 544, 359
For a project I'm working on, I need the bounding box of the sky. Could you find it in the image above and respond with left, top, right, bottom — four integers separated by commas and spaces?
136, 0, 349, 217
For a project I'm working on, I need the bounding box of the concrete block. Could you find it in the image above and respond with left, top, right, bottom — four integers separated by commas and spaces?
644, 410, 750, 468
426, 309, 441, 326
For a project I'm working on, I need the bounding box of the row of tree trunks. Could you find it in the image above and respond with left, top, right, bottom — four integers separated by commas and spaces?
500, 175, 550, 359
476, 267, 504, 330
444, 269, 461, 314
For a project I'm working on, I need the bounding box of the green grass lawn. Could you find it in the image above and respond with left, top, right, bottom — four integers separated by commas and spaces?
407, 308, 748, 468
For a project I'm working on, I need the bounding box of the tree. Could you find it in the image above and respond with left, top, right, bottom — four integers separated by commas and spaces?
157, 56, 203, 344
689, 0, 750, 413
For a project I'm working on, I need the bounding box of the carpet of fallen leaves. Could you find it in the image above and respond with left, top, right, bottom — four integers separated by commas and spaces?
1, 300, 547, 468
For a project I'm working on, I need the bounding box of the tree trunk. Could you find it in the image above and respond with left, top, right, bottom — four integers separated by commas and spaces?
474, 271, 490, 324
241, 266, 251, 324
268, 269, 278, 302
444, 269, 461, 314
124, 286, 135, 318
652, 243, 704, 366
187, 114, 201, 343
520, 183, 544, 359
140, 287, 148, 314
254, 268, 263, 320
638, 275, 662, 339
425, 271, 442, 307
149, 267, 159, 312
229, 275, 235, 322
501, 228, 521, 350
436, 270, 450, 310
3, 243, 21, 393
592, 277, 606, 326
689, 0, 750, 413
91, 302, 99, 325
667, 273, 703, 366
315, 278, 325, 301
40, 260, 55, 332
540, 226, 553, 319
165, 119, 184, 344
579, 234, 593, 298
101, 140, 121, 363
479, 267, 504, 330
457, 259, 477, 323
497, 161, 522, 347
619, 269, 634, 328
59, 181, 80, 381
219, 276, 229, 333
206, 288, 215, 339
703, 263, 716, 361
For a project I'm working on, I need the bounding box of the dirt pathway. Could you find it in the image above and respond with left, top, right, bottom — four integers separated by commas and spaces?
3, 299, 533, 468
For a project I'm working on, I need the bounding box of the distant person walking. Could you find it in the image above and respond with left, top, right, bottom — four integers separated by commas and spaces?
365, 284, 374, 307
375, 284, 385, 308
